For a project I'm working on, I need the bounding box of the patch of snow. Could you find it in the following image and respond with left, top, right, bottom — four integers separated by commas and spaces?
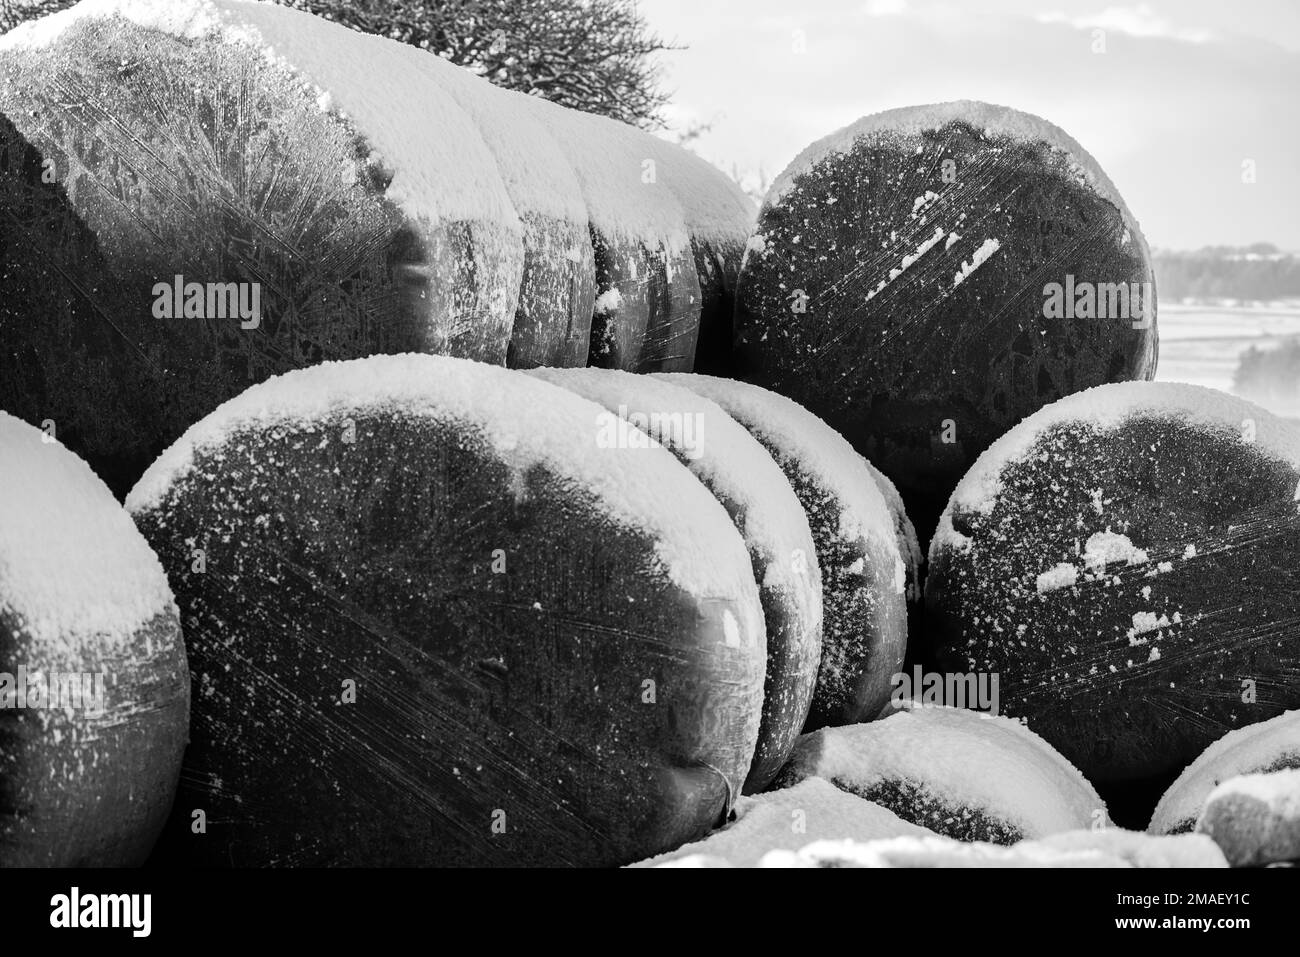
526, 96, 690, 252
1032, 828, 1227, 867
865, 226, 945, 302
761, 834, 1123, 868
1084, 531, 1150, 570
860, 458, 923, 602
658, 375, 901, 559
126, 356, 762, 628
528, 367, 822, 632
631, 778, 931, 867
1198, 768, 1300, 866
593, 288, 624, 316
3, 0, 523, 230
933, 383, 1300, 555
779, 705, 1109, 839
1036, 563, 1078, 594
1150, 710, 1300, 834
1127, 611, 1169, 645
0, 412, 177, 656
766, 101, 1145, 250
952, 237, 1000, 287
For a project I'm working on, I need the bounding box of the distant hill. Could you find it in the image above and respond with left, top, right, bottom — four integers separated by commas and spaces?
1154, 243, 1300, 303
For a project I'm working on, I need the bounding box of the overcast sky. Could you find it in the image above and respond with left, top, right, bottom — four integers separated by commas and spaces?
643, 0, 1300, 251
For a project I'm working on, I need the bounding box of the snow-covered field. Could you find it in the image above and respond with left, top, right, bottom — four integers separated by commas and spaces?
1156, 303, 1300, 420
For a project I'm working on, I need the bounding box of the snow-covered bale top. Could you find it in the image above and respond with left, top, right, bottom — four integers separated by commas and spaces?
0, 0, 519, 228
632, 777, 931, 867
127, 354, 759, 613
1151, 710, 1300, 835
766, 100, 1139, 237
776, 705, 1109, 841
660, 374, 901, 558
648, 825, 1226, 868
0, 412, 176, 655
934, 381, 1300, 555
758, 827, 1226, 868
1197, 768, 1300, 866
528, 367, 821, 628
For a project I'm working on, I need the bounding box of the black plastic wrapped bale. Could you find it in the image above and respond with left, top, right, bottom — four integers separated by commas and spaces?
926, 383, 1300, 796
533, 98, 703, 373
384, 45, 598, 369
0, 0, 525, 497
1150, 710, 1300, 837
772, 705, 1109, 844
861, 459, 923, 609
530, 367, 822, 793
126, 355, 766, 867
734, 101, 1159, 544
0, 412, 189, 867
862, 457, 926, 670
639, 136, 756, 376
661, 373, 907, 730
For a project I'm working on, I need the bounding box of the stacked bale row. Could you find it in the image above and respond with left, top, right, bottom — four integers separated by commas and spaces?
2, 351, 910, 867
720, 99, 1300, 834
728, 101, 1159, 543
0, 0, 755, 496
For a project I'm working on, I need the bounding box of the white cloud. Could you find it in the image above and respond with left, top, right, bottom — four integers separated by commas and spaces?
641, 0, 1300, 248
863, 0, 909, 16
1036, 4, 1213, 43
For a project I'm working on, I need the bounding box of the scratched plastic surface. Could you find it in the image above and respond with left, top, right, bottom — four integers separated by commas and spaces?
586, 228, 702, 373
0, 416, 189, 867
662, 374, 909, 731
0, 17, 503, 497
530, 367, 824, 794
130, 409, 766, 867
926, 414, 1300, 785
733, 115, 1159, 542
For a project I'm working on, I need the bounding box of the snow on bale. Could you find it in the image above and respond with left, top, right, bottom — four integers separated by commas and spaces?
926, 383, 1300, 794
1031, 828, 1227, 867
1151, 710, 1300, 837
772, 705, 1110, 843
755, 827, 1226, 868
635, 137, 756, 376
529, 368, 822, 792
632, 777, 932, 867
1196, 769, 1300, 867
647, 825, 1225, 868
379, 45, 598, 369
125, 354, 767, 867
0, 412, 189, 866
762, 837, 1123, 867
733, 101, 1158, 543
862, 460, 923, 604
659, 374, 907, 729
529, 97, 703, 373
0, 0, 525, 496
